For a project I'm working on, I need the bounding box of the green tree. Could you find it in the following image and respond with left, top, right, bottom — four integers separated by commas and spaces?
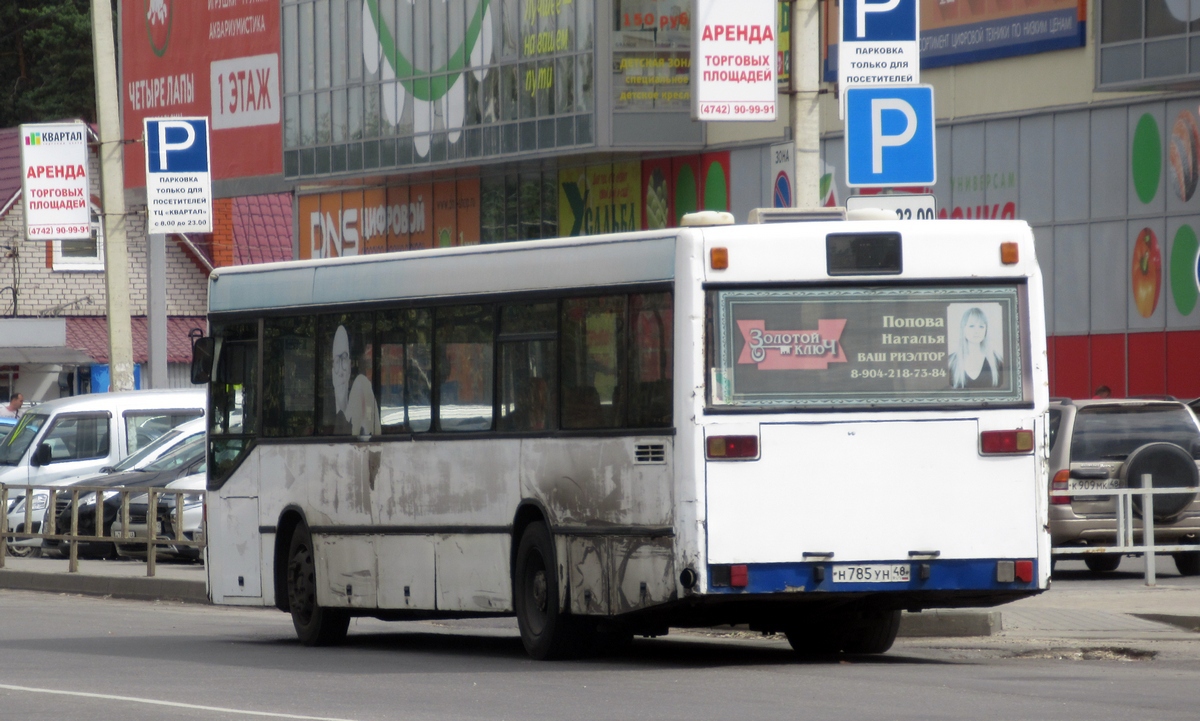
0, 0, 111, 127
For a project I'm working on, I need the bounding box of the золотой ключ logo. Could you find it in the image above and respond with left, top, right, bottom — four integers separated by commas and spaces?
362, 0, 495, 158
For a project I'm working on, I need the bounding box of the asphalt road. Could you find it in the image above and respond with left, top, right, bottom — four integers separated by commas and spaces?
0, 585, 1198, 721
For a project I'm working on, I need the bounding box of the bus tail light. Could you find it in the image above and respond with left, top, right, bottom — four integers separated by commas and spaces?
707, 435, 759, 460
730, 564, 749, 588
979, 429, 1033, 454
1050, 469, 1070, 505
1015, 560, 1033, 583
1000, 241, 1019, 265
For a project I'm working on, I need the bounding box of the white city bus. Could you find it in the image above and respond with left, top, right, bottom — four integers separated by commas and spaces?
197, 215, 1050, 659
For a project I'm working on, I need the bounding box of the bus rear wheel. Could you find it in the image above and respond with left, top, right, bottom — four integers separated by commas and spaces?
286, 524, 350, 646
785, 609, 901, 656
513, 523, 591, 660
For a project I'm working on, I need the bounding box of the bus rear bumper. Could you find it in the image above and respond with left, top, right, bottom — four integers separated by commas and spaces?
705, 558, 1043, 596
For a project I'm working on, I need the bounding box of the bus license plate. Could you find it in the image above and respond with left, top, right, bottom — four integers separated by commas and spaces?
831, 564, 911, 583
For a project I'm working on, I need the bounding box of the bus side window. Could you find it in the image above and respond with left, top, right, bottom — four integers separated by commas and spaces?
435, 305, 494, 432
562, 296, 626, 429
498, 302, 557, 432
629, 292, 673, 428
379, 308, 433, 434
262, 316, 316, 437
316, 313, 378, 436
213, 339, 257, 435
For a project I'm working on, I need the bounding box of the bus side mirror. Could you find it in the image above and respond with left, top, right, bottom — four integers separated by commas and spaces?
31, 443, 52, 467
191, 337, 215, 384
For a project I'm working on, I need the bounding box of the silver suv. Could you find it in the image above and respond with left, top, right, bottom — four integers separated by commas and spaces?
1048, 399, 1200, 575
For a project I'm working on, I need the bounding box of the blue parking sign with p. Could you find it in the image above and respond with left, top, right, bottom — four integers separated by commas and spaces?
845, 85, 935, 188
842, 0, 917, 41
145, 118, 209, 174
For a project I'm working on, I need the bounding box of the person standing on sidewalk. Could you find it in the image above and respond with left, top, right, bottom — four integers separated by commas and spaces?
0, 393, 23, 418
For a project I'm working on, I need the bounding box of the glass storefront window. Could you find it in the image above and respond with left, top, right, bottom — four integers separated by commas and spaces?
283, 0, 596, 178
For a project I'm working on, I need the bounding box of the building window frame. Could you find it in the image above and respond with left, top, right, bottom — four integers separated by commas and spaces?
51, 203, 105, 272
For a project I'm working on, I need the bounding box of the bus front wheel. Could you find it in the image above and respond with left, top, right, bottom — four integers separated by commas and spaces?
286, 524, 350, 646
513, 523, 590, 659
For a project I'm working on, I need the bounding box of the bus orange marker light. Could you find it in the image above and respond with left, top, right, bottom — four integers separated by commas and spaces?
730, 564, 749, 588
710, 247, 729, 270
980, 429, 1033, 454
1050, 469, 1071, 505
1014, 560, 1033, 583
707, 435, 758, 459
1000, 242, 1019, 265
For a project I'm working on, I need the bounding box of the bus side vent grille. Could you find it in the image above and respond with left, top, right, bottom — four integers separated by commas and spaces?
635, 444, 666, 464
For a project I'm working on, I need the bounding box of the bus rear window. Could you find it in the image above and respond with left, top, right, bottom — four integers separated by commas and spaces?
708, 285, 1028, 410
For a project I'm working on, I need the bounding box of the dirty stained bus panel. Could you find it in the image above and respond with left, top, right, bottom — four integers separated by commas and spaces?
202, 220, 1050, 658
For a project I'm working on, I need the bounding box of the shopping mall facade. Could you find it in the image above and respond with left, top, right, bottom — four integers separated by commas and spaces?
120, 0, 1200, 399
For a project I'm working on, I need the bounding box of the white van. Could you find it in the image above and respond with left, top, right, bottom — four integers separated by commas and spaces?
1, 389, 205, 556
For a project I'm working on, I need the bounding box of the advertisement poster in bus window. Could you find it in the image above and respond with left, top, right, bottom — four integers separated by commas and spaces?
710, 286, 1026, 408
121, 0, 282, 188
387, 186, 410, 252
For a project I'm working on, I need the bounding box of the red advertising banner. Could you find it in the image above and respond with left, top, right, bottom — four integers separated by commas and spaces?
122, 0, 282, 189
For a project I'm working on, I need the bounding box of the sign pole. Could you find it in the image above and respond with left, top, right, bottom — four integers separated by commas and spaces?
791, 0, 821, 208
91, 0, 136, 392
147, 234, 167, 389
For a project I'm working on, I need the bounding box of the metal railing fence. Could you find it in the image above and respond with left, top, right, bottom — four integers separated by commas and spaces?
0, 483, 206, 577
1051, 473, 1200, 586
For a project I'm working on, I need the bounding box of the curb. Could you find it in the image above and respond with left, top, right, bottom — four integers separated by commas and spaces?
1131, 613, 1200, 633
899, 610, 1002, 637
0, 570, 209, 604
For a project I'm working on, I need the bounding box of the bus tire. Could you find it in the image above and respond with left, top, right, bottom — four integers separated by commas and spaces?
286, 524, 350, 647
513, 523, 590, 660
841, 610, 901, 654
785, 609, 900, 656
1083, 554, 1122, 573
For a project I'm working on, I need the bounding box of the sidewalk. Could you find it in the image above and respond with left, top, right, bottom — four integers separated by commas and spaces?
0, 556, 208, 604
1, 556, 1198, 641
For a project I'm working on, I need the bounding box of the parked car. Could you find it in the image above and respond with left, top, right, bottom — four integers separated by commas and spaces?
112, 470, 205, 562
1, 389, 204, 557
1049, 398, 1200, 575
44, 433, 207, 558
100, 417, 206, 475
0, 417, 17, 443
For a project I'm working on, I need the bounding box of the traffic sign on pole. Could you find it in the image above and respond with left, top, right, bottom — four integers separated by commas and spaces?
844, 85, 935, 188
770, 141, 795, 208
838, 0, 919, 116
144, 117, 213, 234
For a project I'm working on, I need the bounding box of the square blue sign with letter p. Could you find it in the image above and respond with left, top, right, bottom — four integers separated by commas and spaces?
845, 85, 935, 188
145, 118, 210, 174
841, 0, 917, 42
